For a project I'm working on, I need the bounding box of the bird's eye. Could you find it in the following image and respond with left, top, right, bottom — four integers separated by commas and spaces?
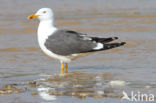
43, 11, 46, 13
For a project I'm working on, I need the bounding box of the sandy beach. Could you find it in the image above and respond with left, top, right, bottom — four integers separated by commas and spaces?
0, 0, 156, 103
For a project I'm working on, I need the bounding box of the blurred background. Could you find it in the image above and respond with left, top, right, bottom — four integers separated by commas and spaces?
0, 0, 156, 103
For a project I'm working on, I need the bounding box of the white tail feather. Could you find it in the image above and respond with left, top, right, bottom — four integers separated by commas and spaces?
93, 43, 103, 50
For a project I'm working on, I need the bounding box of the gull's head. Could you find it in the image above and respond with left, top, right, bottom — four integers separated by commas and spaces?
28, 8, 53, 21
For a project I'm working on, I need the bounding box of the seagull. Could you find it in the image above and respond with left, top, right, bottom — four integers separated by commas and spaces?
28, 8, 126, 74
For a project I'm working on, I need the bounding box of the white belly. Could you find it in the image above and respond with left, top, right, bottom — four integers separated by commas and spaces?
37, 22, 71, 63
38, 38, 71, 63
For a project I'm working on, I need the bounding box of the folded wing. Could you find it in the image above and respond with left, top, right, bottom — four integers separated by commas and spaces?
44, 30, 126, 56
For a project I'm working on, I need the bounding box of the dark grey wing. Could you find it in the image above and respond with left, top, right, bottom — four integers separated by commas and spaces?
44, 30, 97, 56
91, 37, 118, 43
45, 30, 126, 56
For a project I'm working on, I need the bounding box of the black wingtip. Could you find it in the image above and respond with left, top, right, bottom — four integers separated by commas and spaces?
113, 37, 118, 40
121, 42, 126, 45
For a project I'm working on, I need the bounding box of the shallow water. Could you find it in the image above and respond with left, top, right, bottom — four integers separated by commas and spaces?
0, 0, 156, 103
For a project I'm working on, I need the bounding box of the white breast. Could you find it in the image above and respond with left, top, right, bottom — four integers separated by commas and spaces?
37, 21, 71, 63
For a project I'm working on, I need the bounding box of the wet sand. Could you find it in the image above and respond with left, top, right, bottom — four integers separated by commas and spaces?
0, 0, 156, 103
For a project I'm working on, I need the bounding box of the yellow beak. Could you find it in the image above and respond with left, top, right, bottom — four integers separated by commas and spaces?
28, 14, 39, 20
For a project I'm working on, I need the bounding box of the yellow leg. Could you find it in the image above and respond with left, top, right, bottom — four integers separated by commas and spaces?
65, 63, 68, 73
61, 63, 64, 74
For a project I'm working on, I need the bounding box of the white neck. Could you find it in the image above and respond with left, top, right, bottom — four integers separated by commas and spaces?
37, 19, 57, 50
38, 20, 56, 34
38, 19, 57, 38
